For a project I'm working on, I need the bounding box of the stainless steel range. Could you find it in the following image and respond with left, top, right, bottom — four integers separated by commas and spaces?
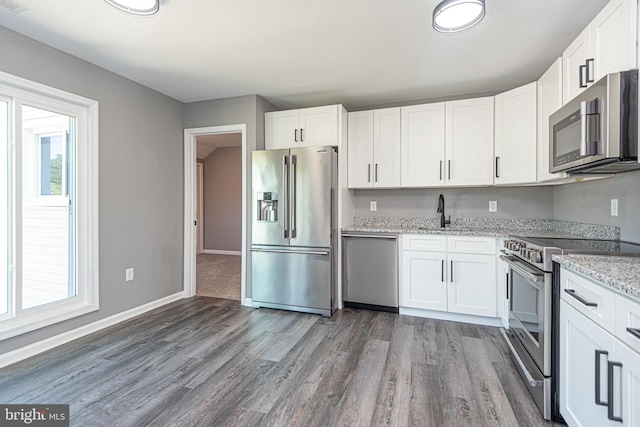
499, 236, 640, 422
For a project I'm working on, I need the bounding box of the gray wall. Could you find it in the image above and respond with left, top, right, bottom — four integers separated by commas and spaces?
184, 95, 279, 299
553, 171, 640, 241
203, 147, 242, 251
353, 187, 554, 220
0, 27, 184, 355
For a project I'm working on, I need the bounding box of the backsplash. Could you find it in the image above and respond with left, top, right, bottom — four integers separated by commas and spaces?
352, 216, 620, 240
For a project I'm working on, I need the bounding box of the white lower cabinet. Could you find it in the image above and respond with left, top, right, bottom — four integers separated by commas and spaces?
560, 267, 640, 427
401, 235, 496, 318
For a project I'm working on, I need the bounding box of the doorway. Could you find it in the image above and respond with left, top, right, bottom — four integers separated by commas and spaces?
195, 133, 242, 300
183, 124, 248, 304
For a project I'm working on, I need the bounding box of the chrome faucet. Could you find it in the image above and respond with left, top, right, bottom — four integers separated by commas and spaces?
437, 194, 451, 228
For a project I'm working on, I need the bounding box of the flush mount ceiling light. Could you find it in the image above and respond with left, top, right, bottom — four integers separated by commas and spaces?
433, 0, 485, 33
104, 0, 159, 15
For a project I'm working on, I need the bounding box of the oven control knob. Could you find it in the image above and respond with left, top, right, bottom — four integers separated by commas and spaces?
528, 250, 539, 262
535, 252, 543, 263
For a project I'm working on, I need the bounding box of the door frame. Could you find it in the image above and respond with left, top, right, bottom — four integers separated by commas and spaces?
196, 162, 204, 254
183, 124, 247, 304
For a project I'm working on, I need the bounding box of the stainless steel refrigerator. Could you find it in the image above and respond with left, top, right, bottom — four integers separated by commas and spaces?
251, 146, 337, 317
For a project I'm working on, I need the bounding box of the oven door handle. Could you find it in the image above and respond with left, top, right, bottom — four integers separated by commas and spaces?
500, 328, 544, 388
499, 255, 544, 286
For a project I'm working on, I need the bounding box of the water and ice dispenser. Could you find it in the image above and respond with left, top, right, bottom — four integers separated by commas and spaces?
257, 192, 278, 222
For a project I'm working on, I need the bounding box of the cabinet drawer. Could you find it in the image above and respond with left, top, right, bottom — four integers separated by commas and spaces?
402, 234, 446, 252
560, 268, 615, 334
615, 294, 640, 354
446, 236, 496, 255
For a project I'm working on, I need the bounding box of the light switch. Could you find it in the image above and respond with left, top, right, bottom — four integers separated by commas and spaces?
611, 199, 618, 216
370, 201, 377, 212
489, 201, 498, 212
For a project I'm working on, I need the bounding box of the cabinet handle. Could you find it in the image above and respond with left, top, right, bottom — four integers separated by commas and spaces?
506, 272, 509, 299
367, 164, 371, 183
586, 58, 595, 84
294, 129, 298, 142
300, 128, 304, 142
375, 163, 378, 182
439, 160, 443, 181
595, 349, 609, 406
441, 259, 445, 282
495, 156, 500, 178
627, 327, 640, 340
450, 260, 454, 283
607, 361, 623, 422
448, 160, 451, 180
579, 64, 587, 88
564, 289, 598, 307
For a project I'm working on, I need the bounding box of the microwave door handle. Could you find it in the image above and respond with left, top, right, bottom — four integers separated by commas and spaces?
580, 99, 600, 156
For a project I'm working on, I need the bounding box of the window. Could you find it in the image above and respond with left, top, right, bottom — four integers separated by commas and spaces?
0, 72, 98, 340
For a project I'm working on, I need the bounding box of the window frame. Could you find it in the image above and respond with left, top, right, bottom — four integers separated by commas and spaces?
0, 71, 99, 340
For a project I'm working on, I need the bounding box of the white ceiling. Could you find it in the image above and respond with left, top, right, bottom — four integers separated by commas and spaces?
0, 0, 610, 109
197, 133, 242, 159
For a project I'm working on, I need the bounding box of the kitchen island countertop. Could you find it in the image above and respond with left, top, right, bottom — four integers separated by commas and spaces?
553, 254, 640, 303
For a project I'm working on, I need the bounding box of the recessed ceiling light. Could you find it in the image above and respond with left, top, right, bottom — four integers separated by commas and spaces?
433, 0, 485, 34
104, 0, 159, 16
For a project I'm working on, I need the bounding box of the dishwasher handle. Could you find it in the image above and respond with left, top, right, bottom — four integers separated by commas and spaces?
342, 234, 397, 239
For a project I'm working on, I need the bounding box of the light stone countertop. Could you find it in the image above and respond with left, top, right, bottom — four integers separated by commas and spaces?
341, 225, 578, 239
552, 254, 640, 304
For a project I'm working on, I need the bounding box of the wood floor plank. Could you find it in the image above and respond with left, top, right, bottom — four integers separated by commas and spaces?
372, 323, 413, 425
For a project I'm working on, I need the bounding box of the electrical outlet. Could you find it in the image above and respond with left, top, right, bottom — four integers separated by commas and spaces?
125, 268, 134, 282
489, 201, 498, 212
611, 199, 618, 217
370, 201, 377, 212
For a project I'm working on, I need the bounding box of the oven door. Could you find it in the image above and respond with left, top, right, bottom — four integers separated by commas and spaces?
500, 254, 552, 376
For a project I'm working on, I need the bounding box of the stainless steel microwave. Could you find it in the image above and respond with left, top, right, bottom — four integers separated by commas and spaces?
549, 69, 639, 174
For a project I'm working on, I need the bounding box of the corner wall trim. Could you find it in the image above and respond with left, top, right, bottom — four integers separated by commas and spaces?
202, 249, 242, 256
0, 292, 184, 370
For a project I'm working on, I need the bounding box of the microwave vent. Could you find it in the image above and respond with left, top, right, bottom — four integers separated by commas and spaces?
0, 0, 29, 13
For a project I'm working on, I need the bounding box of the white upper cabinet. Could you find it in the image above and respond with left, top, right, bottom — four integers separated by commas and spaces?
400, 103, 446, 187
347, 108, 401, 188
445, 97, 495, 186
265, 109, 300, 149
299, 106, 340, 147
347, 111, 374, 188
537, 58, 566, 182
265, 105, 340, 149
562, 0, 637, 104
373, 108, 402, 188
494, 82, 537, 185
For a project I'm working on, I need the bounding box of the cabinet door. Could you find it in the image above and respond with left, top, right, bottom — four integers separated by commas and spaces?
401, 250, 447, 311
372, 107, 401, 188
560, 300, 616, 427
400, 103, 446, 187
265, 110, 300, 149
614, 340, 640, 426
494, 82, 537, 185
445, 97, 494, 186
563, 26, 591, 104
299, 105, 339, 147
537, 58, 565, 182
590, 0, 637, 81
347, 111, 374, 188
446, 253, 496, 317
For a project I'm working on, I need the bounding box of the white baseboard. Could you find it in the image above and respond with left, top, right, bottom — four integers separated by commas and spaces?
399, 307, 503, 328
202, 249, 241, 256
0, 292, 184, 370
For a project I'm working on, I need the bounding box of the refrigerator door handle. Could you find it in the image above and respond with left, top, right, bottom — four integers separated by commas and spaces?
290, 154, 297, 239
250, 248, 330, 256
282, 155, 289, 238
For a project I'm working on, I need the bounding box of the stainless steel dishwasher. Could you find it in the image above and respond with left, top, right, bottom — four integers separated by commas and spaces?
342, 232, 398, 313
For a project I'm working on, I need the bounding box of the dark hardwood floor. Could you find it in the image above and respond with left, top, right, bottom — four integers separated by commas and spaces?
0, 297, 561, 426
